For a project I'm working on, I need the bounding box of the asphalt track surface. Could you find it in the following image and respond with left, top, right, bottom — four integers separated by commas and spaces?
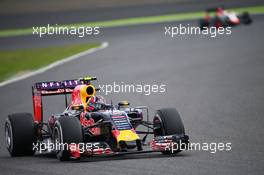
1, 4, 264, 175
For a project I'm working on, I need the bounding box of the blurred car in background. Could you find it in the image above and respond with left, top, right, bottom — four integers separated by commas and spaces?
199, 6, 252, 29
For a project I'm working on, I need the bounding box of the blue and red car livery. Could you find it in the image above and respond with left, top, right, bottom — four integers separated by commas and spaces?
5, 76, 189, 161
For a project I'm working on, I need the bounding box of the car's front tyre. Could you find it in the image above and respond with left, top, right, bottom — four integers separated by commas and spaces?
153, 108, 186, 154
239, 12, 252, 25
53, 116, 83, 161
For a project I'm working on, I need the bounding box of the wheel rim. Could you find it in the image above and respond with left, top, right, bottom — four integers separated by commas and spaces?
53, 127, 61, 153
5, 121, 13, 151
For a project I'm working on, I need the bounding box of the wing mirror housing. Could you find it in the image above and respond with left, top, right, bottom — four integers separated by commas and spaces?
71, 105, 84, 111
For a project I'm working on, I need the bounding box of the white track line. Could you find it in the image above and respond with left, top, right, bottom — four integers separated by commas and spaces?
0, 42, 109, 87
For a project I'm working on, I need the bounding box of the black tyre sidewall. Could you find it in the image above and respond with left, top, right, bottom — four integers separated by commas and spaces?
54, 116, 83, 161
5, 113, 35, 156
241, 12, 252, 24
153, 108, 185, 154
199, 19, 209, 29
155, 108, 185, 135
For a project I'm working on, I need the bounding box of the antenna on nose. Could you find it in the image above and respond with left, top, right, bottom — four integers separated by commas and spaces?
111, 99, 113, 113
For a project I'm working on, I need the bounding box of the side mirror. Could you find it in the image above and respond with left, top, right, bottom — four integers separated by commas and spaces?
71, 105, 84, 110
118, 101, 130, 109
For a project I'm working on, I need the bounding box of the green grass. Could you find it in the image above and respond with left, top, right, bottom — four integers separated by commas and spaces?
0, 43, 100, 81
0, 5, 264, 38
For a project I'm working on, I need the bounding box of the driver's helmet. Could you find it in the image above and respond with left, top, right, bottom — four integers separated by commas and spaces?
216, 7, 224, 15
87, 95, 106, 112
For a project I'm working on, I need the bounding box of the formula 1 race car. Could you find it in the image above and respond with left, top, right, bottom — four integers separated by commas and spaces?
4, 76, 189, 161
199, 7, 252, 29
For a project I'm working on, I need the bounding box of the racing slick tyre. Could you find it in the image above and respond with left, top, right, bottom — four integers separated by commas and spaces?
5, 113, 36, 156
54, 116, 83, 161
153, 108, 185, 154
240, 12, 252, 25
199, 19, 209, 30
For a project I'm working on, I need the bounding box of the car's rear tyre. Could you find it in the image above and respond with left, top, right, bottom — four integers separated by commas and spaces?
153, 108, 185, 154
53, 116, 83, 161
5, 113, 36, 156
199, 19, 209, 30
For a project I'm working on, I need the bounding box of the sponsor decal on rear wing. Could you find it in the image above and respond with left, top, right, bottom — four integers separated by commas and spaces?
33, 77, 97, 96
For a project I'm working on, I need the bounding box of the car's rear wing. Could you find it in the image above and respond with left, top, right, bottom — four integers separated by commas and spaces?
32, 76, 97, 123
33, 77, 97, 96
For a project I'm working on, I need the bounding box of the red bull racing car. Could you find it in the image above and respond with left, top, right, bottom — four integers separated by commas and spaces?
5, 76, 189, 161
199, 7, 252, 29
